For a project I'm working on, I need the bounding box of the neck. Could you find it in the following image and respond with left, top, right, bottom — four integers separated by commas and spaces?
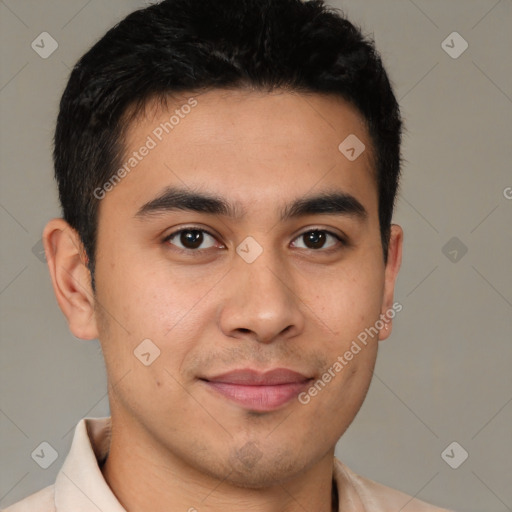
100, 416, 338, 512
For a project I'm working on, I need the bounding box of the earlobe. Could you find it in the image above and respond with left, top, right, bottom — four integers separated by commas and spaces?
379, 224, 403, 341
42, 218, 99, 340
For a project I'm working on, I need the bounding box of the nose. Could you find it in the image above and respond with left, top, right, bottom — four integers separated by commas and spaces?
218, 246, 305, 344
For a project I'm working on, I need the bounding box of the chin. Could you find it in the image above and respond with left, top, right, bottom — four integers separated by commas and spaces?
221, 446, 307, 489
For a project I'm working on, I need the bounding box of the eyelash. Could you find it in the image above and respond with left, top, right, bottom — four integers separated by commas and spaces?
162, 226, 348, 255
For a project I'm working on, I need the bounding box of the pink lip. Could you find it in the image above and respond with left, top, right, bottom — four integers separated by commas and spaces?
201, 368, 313, 412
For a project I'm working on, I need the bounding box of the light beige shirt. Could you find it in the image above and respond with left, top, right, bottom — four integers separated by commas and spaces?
3, 417, 453, 512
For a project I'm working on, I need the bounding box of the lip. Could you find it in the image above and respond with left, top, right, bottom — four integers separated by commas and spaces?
200, 368, 313, 412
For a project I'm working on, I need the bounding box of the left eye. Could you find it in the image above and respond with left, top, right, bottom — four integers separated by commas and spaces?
291, 229, 343, 251
164, 228, 344, 252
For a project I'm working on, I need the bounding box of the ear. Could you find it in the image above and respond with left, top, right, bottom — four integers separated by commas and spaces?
378, 224, 403, 341
42, 218, 99, 340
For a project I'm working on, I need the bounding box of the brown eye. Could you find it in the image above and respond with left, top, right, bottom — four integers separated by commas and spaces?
165, 228, 218, 251
292, 230, 344, 251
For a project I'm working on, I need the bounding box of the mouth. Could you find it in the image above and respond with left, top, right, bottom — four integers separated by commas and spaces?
199, 368, 314, 412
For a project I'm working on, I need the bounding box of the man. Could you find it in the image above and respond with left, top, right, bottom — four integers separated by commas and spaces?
4, 0, 454, 510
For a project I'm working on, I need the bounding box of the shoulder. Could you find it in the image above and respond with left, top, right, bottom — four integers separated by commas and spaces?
1, 485, 55, 512
334, 458, 455, 512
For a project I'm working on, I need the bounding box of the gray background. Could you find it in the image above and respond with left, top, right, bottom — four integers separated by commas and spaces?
1, 0, 511, 510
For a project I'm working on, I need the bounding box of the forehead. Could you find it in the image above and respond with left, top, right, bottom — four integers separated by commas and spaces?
102, 88, 377, 222
125, 88, 372, 159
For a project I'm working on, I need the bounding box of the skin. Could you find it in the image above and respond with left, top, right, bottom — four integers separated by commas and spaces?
43, 88, 403, 512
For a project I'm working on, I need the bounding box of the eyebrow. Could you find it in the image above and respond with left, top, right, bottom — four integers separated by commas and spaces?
135, 186, 368, 223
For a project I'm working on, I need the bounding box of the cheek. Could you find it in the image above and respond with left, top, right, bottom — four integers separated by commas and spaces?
310, 264, 384, 339
95, 253, 218, 377
95, 241, 185, 331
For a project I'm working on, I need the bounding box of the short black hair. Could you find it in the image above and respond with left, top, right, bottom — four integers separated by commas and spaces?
54, 0, 402, 289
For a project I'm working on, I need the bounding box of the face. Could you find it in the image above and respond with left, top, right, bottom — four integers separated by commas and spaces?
88, 89, 401, 487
